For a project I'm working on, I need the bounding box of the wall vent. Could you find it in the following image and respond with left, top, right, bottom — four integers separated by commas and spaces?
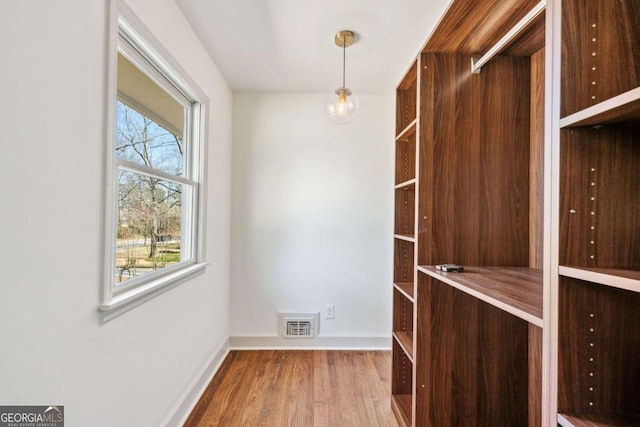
278, 311, 319, 339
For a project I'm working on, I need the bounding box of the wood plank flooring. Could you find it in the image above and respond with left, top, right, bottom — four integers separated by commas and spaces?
184, 350, 398, 427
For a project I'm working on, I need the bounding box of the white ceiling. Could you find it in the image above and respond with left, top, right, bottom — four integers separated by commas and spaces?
176, 0, 451, 94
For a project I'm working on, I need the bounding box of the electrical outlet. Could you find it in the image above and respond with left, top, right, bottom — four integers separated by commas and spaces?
325, 305, 335, 319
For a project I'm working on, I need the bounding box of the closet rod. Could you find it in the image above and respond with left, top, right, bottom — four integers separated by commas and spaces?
471, 0, 546, 74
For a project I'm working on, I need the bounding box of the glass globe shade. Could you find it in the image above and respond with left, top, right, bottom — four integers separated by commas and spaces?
325, 87, 359, 124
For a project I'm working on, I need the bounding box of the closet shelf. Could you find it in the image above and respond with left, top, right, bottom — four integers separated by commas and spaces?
559, 266, 640, 294
560, 86, 640, 128
417, 266, 543, 327
558, 413, 640, 427
393, 331, 414, 362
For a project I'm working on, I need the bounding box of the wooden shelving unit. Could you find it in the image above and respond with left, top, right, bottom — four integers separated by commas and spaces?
392, 0, 545, 425
554, 1, 640, 424
391, 59, 418, 427
391, 0, 638, 425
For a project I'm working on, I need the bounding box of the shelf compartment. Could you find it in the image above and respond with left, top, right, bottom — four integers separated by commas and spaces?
391, 338, 413, 426
558, 413, 640, 427
558, 277, 640, 418
559, 124, 640, 271
394, 239, 414, 284
417, 266, 543, 327
417, 53, 533, 267
396, 60, 418, 135
394, 282, 414, 301
561, 87, 640, 128
390, 394, 412, 427
395, 123, 416, 185
393, 332, 414, 362
421, 273, 533, 425
394, 178, 415, 190
393, 287, 414, 361
394, 186, 415, 237
559, 266, 640, 294
561, 0, 640, 118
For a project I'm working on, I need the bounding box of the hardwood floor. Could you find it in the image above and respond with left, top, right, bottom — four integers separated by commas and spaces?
184, 350, 398, 427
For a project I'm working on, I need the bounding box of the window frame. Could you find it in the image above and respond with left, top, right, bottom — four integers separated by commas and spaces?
99, 0, 208, 322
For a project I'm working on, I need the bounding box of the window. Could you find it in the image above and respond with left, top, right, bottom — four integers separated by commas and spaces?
100, 4, 207, 321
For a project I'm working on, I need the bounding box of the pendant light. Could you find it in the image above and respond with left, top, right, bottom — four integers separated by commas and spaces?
325, 30, 359, 124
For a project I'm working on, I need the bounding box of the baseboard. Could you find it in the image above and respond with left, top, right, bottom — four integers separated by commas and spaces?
229, 333, 392, 350
161, 337, 230, 427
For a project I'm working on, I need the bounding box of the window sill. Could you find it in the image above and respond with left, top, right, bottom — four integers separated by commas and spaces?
98, 262, 208, 323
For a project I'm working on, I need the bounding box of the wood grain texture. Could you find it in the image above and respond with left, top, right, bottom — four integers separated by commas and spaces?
185, 351, 398, 427
559, 125, 640, 269
392, 340, 413, 399
396, 69, 417, 134
561, 88, 640, 128
423, 0, 541, 54
393, 282, 414, 301
501, 11, 546, 57
418, 53, 531, 267
393, 289, 413, 332
558, 278, 640, 415
394, 239, 414, 284
390, 395, 411, 427
558, 413, 640, 427
528, 324, 542, 427
529, 48, 545, 269
561, 0, 640, 117
395, 126, 416, 184
394, 187, 415, 236
419, 266, 543, 325
425, 277, 530, 426
414, 271, 431, 426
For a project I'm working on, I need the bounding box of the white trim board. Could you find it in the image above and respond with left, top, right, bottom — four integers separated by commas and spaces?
160, 338, 230, 427
229, 334, 392, 350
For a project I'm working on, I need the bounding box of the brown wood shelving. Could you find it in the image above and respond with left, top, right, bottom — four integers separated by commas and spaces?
560, 87, 640, 128
418, 266, 543, 327
393, 0, 638, 425
558, 413, 640, 427
559, 266, 640, 294
393, 331, 413, 362
390, 394, 412, 427
393, 282, 414, 301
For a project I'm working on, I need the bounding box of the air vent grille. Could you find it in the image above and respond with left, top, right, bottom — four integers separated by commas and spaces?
278, 311, 319, 339
286, 320, 312, 337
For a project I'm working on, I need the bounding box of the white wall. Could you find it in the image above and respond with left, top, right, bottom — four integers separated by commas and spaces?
0, 1, 231, 426
231, 93, 394, 348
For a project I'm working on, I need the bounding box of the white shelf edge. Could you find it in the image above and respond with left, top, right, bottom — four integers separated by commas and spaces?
394, 234, 416, 243
417, 266, 543, 327
395, 178, 416, 189
392, 332, 414, 363
393, 282, 415, 302
560, 86, 640, 128
395, 118, 418, 141
557, 414, 573, 427
559, 266, 640, 293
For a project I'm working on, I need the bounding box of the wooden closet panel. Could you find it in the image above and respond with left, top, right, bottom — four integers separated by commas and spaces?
420, 53, 531, 267
423, 0, 541, 54
559, 125, 640, 269
529, 48, 545, 269
558, 277, 640, 414
561, 0, 640, 117
426, 277, 530, 426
